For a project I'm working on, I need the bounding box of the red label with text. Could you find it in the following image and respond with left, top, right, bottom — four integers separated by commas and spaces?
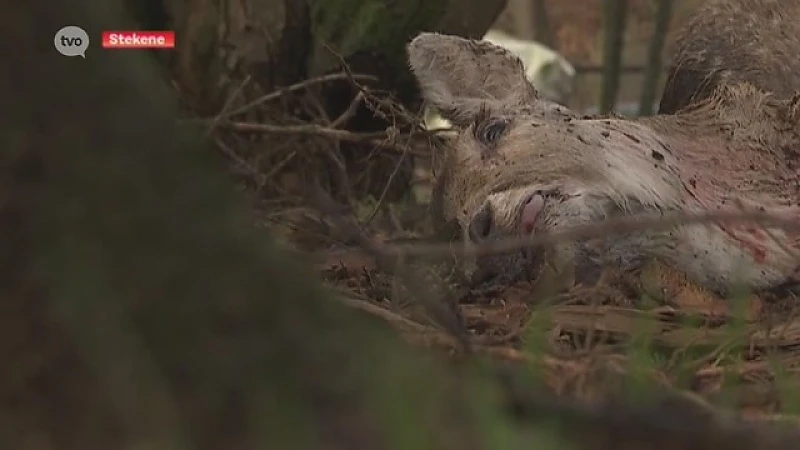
102, 31, 175, 49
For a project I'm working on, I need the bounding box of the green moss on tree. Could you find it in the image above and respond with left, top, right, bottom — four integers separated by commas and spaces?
309, 0, 448, 58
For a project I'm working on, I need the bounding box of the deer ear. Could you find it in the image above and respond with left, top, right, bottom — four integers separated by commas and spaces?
407, 32, 539, 127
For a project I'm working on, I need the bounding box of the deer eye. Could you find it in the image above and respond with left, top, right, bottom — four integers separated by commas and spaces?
475, 117, 509, 145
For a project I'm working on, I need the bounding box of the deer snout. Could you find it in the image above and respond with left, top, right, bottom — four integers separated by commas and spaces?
467, 203, 493, 242
520, 193, 546, 234
467, 190, 549, 243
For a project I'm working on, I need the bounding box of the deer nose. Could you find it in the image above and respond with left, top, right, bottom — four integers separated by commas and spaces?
468, 203, 492, 242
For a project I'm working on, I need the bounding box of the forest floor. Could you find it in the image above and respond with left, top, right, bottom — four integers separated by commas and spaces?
317, 223, 800, 425
219, 0, 800, 444
307, 0, 800, 432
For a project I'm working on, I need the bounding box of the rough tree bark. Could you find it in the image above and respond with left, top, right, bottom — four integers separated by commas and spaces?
147, 0, 508, 114
533, 0, 555, 48
143, 0, 507, 204
638, 0, 673, 116
2, 1, 508, 449
599, 0, 628, 114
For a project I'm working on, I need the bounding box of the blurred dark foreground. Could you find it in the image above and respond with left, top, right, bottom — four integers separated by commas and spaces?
5, 1, 800, 449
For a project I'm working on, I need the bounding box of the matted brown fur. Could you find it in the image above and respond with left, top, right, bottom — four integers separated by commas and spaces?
407, 30, 800, 295
660, 0, 800, 114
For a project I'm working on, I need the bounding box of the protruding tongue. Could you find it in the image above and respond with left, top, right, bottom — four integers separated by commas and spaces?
520, 194, 545, 235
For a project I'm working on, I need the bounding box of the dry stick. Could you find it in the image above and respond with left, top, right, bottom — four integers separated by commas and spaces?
560, 303, 800, 350
316, 45, 372, 127
382, 209, 800, 259
762, 303, 800, 356
321, 41, 429, 135
335, 294, 433, 334
333, 290, 581, 370
599, 0, 628, 114
330, 91, 366, 128
326, 90, 368, 209
321, 43, 434, 227
334, 271, 800, 426
200, 72, 381, 200
332, 252, 800, 429
218, 121, 388, 141
327, 253, 796, 351
362, 132, 410, 227
580, 272, 611, 353
697, 355, 800, 381
222, 72, 378, 119
638, 0, 673, 116
312, 190, 474, 353
322, 42, 380, 111
263, 150, 297, 183
183, 119, 432, 158
285, 84, 366, 209
335, 294, 470, 351
208, 75, 252, 135
321, 43, 408, 128
213, 136, 261, 180
339, 293, 575, 371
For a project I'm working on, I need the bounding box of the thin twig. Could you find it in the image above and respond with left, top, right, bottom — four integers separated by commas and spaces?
362, 133, 409, 227
334, 294, 433, 334
381, 209, 800, 259
213, 136, 262, 180
212, 121, 388, 141
330, 91, 366, 128
222, 72, 378, 119
208, 75, 252, 135
182, 118, 432, 157
313, 189, 474, 353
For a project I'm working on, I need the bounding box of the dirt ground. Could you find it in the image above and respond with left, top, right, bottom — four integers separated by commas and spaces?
209, 0, 800, 441
306, 0, 800, 431
319, 237, 800, 421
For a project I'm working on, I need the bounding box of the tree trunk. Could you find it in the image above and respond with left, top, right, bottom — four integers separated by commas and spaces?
149, 0, 507, 205
152, 0, 507, 114
638, 0, 673, 116
533, 0, 554, 48
599, 0, 628, 115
